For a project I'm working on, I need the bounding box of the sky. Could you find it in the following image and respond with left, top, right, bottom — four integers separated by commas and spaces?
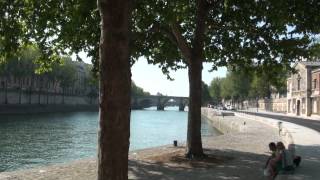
131, 58, 227, 97
77, 52, 227, 97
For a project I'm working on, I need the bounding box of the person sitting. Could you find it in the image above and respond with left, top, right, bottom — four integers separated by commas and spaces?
276, 142, 295, 172
288, 144, 302, 167
265, 142, 295, 179
264, 142, 277, 169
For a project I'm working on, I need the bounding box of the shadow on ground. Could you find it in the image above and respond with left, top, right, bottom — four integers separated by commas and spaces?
128, 148, 270, 180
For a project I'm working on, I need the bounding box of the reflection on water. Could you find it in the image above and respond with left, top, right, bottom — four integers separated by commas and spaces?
0, 107, 220, 172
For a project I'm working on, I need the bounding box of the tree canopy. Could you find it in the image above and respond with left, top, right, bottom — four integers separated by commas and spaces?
201, 81, 211, 105
1, 0, 320, 178
209, 66, 288, 103
131, 81, 151, 96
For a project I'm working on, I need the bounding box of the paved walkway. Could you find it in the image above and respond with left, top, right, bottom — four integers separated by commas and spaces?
1, 109, 281, 180
236, 111, 320, 180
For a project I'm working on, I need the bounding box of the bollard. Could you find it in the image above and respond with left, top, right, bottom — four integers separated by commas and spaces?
173, 140, 178, 147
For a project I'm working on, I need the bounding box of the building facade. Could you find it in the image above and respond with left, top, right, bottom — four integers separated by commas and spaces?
0, 60, 97, 105
287, 61, 320, 116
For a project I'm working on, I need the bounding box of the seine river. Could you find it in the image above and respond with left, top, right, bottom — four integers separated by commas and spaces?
0, 107, 221, 172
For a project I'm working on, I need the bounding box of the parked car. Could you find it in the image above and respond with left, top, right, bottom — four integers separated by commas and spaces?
226, 105, 235, 110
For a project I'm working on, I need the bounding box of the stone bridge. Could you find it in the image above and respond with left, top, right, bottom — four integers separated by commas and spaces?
131, 95, 188, 111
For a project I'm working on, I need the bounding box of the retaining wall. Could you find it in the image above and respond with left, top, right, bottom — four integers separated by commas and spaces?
0, 104, 98, 115
201, 108, 245, 134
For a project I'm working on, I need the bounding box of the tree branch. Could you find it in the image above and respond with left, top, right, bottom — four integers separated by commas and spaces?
192, 0, 210, 59
170, 22, 192, 64
150, 23, 177, 46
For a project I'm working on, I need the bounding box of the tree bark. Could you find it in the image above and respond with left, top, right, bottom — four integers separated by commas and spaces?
186, 58, 204, 158
97, 0, 132, 179
184, 0, 209, 158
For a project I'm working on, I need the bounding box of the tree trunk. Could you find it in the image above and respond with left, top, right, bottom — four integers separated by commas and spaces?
97, 0, 132, 179
186, 58, 204, 158
184, 0, 208, 158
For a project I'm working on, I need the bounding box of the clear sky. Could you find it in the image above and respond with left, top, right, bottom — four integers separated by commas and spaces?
77, 53, 227, 97
131, 58, 227, 97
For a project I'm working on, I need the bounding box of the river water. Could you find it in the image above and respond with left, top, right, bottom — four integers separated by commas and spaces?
0, 107, 221, 172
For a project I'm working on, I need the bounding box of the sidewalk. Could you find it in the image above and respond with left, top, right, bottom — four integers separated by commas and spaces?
236, 112, 320, 180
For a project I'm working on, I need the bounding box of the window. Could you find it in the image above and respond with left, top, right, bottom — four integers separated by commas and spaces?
314, 79, 317, 89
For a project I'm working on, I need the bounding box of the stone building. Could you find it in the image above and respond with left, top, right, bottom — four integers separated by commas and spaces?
287, 61, 320, 116
0, 61, 96, 105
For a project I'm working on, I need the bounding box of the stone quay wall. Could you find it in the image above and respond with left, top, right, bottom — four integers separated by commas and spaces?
0, 90, 98, 114
201, 108, 246, 134
0, 90, 98, 106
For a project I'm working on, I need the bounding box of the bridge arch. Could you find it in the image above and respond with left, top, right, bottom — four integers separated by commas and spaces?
131, 95, 188, 111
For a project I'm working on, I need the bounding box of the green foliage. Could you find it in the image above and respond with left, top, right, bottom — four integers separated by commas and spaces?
201, 81, 211, 105
1, 1, 320, 77
0, 0, 100, 72
209, 77, 223, 104
56, 57, 77, 89
134, 0, 320, 74
210, 66, 288, 102
0, 0, 28, 59
131, 81, 150, 96
219, 70, 252, 101
249, 65, 288, 98
0, 45, 38, 78
0, 46, 97, 96
249, 72, 270, 99
310, 40, 320, 60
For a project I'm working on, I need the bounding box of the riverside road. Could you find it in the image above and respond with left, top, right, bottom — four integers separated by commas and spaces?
238, 111, 320, 133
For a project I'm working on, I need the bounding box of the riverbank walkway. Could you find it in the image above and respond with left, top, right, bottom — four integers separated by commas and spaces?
1, 108, 319, 180
236, 109, 320, 180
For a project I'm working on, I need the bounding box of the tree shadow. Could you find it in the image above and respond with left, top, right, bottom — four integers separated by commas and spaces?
280, 144, 320, 180
128, 148, 270, 180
